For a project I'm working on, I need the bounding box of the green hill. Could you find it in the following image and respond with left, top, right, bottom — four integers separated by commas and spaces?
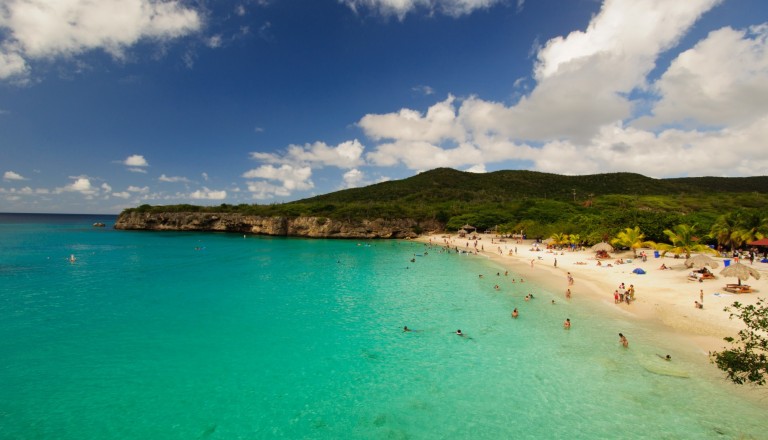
123, 168, 768, 243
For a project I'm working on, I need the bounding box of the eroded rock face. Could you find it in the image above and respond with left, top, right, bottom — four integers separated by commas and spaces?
114, 211, 441, 239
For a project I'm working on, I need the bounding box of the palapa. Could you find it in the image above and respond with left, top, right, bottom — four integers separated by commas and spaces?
684, 254, 719, 269
719, 262, 761, 286
591, 242, 613, 253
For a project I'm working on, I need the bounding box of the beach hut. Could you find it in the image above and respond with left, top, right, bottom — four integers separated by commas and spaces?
747, 238, 768, 247
462, 224, 477, 233
457, 229, 468, 238
684, 254, 719, 269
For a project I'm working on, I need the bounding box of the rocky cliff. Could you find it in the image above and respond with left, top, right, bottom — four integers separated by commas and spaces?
114, 211, 442, 239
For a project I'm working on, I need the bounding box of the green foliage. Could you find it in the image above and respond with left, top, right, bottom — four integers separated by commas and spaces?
710, 298, 768, 386
656, 224, 717, 259
610, 226, 655, 257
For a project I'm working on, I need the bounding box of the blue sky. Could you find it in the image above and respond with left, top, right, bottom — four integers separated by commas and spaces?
1, 0, 767, 214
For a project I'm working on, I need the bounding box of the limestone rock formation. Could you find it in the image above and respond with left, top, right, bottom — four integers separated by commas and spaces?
114, 211, 441, 239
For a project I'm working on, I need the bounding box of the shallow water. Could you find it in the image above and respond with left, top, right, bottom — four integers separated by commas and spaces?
1, 214, 765, 439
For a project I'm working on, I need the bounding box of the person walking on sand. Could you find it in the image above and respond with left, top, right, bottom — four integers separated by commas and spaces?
700, 289, 704, 304
619, 333, 628, 348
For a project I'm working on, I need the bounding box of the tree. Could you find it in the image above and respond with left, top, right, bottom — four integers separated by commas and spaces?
610, 226, 655, 258
709, 213, 740, 252
710, 298, 768, 385
655, 224, 717, 259
568, 233, 582, 249
549, 232, 568, 246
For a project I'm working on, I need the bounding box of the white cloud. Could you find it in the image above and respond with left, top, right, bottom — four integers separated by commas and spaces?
412, 85, 435, 95
0, 0, 202, 80
3, 170, 26, 180
101, 182, 112, 192
251, 139, 365, 169
56, 176, 98, 195
124, 154, 149, 167
201, 172, 209, 181
342, 168, 365, 188
207, 35, 223, 48
360, 95, 464, 143
127, 185, 149, 193
190, 187, 227, 200
351, 0, 768, 177
112, 191, 131, 199
638, 24, 768, 129
242, 164, 314, 191
340, 0, 504, 20
245, 180, 290, 199
465, 164, 486, 173
159, 174, 191, 183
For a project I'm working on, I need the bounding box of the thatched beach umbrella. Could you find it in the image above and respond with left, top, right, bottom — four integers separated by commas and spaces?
462, 224, 477, 232
719, 262, 761, 286
591, 242, 613, 253
684, 254, 719, 269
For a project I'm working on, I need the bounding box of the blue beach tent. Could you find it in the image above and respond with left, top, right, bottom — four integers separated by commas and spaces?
632, 268, 646, 275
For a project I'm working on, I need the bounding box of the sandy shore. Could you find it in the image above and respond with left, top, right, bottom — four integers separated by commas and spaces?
415, 233, 768, 356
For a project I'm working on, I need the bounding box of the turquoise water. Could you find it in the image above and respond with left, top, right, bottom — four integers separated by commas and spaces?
1, 214, 766, 439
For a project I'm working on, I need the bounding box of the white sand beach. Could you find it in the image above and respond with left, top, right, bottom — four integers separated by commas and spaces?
416, 233, 768, 355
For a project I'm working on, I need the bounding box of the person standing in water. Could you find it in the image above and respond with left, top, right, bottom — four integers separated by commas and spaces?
619, 333, 628, 348
563, 318, 571, 329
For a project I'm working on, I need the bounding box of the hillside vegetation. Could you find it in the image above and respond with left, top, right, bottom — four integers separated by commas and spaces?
123, 168, 768, 244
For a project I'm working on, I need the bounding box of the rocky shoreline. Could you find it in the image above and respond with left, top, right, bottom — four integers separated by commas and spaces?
114, 211, 442, 239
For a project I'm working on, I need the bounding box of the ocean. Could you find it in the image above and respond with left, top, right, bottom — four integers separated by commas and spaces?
1, 213, 766, 439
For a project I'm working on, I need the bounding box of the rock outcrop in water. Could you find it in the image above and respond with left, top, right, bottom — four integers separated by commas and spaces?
114, 211, 441, 239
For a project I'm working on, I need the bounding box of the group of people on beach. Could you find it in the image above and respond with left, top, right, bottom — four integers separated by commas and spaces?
613, 282, 635, 304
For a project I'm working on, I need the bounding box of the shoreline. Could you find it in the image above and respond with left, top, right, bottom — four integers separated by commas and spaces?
414, 233, 768, 363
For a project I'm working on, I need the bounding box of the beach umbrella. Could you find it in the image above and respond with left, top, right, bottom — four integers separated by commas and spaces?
462, 224, 476, 231
684, 254, 719, 269
591, 242, 613, 253
719, 262, 761, 286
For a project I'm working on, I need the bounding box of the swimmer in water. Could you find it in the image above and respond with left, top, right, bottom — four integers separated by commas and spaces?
512, 308, 519, 318
456, 329, 464, 336
657, 354, 671, 361
403, 326, 411, 332
619, 333, 629, 348
563, 318, 571, 329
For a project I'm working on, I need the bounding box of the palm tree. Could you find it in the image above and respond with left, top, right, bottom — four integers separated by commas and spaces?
709, 213, 740, 252
733, 212, 768, 247
549, 232, 569, 246
568, 233, 582, 250
656, 224, 717, 259
610, 226, 655, 258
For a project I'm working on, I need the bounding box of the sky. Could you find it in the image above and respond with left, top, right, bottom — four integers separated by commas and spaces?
1, 0, 767, 214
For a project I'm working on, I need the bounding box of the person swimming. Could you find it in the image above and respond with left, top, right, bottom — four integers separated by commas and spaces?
619, 333, 629, 348
456, 329, 464, 336
512, 308, 519, 318
657, 354, 671, 361
403, 326, 411, 332
563, 318, 571, 329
